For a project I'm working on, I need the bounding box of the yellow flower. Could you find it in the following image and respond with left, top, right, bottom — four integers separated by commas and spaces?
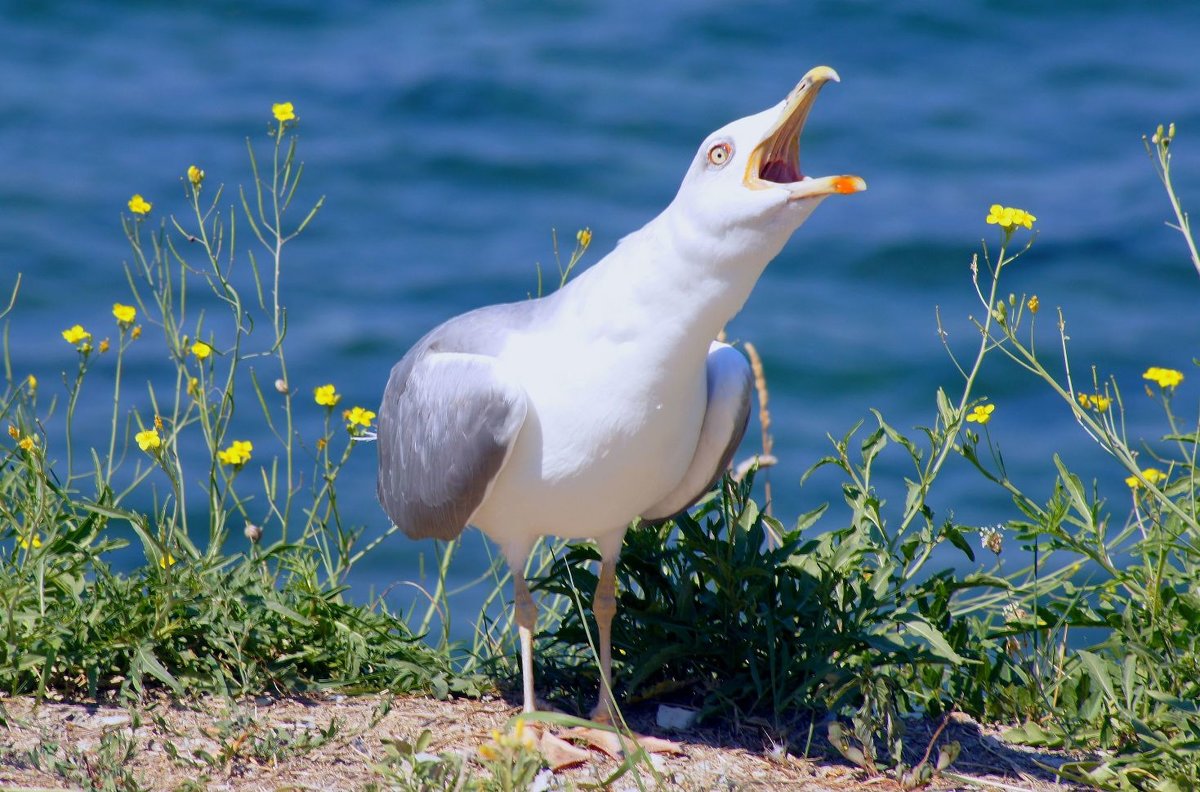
26, 374, 37, 392
217, 440, 253, 467
62, 324, 92, 345
98, 338, 111, 354
187, 165, 205, 187
986, 204, 1012, 227
159, 553, 176, 569
1027, 295, 1039, 314
966, 404, 995, 425
1010, 209, 1037, 229
136, 428, 161, 452
187, 377, 200, 398
316, 437, 327, 452
191, 341, 213, 360
314, 383, 342, 407
8, 426, 36, 453
478, 722, 536, 760
1126, 467, 1167, 489
512, 719, 535, 749
1077, 393, 1111, 412
113, 303, 137, 325
128, 194, 152, 215
154, 414, 163, 431
576, 227, 592, 248
344, 406, 376, 429
1143, 366, 1184, 390
18, 533, 42, 550
131, 325, 143, 340
272, 102, 296, 122
985, 204, 1036, 231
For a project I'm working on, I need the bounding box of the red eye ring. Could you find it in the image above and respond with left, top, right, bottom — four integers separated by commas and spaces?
707, 142, 732, 167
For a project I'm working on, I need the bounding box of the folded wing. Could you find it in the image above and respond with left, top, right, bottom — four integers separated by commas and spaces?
641, 341, 753, 522
377, 349, 528, 540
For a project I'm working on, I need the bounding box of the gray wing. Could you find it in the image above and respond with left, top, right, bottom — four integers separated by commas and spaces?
641, 341, 753, 522
377, 317, 531, 540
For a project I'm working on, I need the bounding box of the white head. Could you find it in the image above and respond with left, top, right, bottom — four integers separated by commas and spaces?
665, 66, 865, 264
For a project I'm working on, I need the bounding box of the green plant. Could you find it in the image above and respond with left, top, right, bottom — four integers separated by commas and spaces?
520, 126, 1200, 790
371, 723, 547, 792
192, 710, 342, 767
0, 104, 482, 703
372, 729, 472, 792
953, 124, 1200, 790
534, 457, 987, 771
828, 717, 959, 789
5, 86, 1200, 792
19, 720, 146, 792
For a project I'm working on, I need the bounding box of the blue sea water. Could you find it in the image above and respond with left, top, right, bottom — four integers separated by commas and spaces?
2, 1, 1199, 635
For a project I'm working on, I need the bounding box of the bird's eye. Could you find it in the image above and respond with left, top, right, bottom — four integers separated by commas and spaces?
707, 142, 732, 167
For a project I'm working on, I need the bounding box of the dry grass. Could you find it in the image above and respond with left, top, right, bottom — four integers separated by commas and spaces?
0, 693, 1088, 791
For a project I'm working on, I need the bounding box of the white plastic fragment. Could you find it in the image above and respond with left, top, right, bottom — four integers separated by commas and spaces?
655, 704, 699, 730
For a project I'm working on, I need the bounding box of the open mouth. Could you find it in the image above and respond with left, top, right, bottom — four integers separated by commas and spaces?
745, 66, 865, 198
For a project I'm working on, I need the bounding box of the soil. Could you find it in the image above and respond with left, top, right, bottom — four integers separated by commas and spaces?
0, 693, 1089, 791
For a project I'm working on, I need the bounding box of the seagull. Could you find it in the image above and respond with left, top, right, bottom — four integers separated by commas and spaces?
377, 65, 864, 724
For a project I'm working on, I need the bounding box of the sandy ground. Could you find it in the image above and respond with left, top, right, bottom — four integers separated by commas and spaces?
0, 693, 1088, 791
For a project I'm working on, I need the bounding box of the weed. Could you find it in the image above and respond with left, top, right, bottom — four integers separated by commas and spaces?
0, 103, 480, 702
372, 729, 473, 792
523, 125, 1200, 790
371, 725, 549, 792
19, 722, 146, 792
4, 94, 1200, 792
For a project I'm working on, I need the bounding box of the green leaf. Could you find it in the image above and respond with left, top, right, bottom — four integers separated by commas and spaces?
942, 522, 976, 562
736, 499, 760, 533
935, 388, 957, 429
1076, 650, 1116, 703
794, 503, 828, 533
265, 599, 314, 626
1145, 689, 1200, 713
1052, 454, 1091, 522
1003, 720, 1065, 747
135, 644, 183, 694
861, 426, 888, 466
870, 409, 920, 460
896, 615, 971, 665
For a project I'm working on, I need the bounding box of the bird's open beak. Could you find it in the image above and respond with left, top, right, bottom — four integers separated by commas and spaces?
744, 66, 866, 200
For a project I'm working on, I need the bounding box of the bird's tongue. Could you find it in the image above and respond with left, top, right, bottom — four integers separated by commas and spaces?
760, 159, 802, 184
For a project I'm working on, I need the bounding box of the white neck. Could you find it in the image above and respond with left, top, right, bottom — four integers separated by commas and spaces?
560, 203, 798, 351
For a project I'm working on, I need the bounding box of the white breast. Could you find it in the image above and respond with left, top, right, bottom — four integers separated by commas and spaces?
469, 321, 709, 542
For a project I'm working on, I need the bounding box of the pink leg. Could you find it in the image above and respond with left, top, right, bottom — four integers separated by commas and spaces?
590, 557, 618, 722
513, 574, 538, 713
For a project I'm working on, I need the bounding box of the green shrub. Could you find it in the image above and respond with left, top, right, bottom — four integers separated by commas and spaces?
0, 104, 480, 702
